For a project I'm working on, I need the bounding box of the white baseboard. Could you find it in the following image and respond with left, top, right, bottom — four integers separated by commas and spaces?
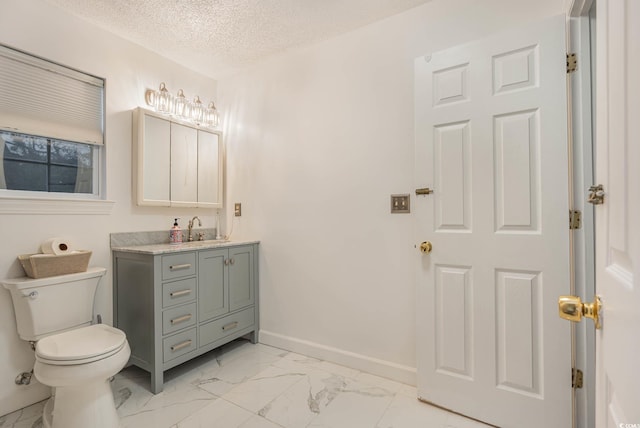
259, 330, 417, 386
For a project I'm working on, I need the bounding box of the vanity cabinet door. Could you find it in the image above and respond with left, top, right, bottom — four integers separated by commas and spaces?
229, 245, 254, 311
198, 249, 228, 322
170, 123, 198, 207
197, 130, 223, 208
136, 112, 170, 206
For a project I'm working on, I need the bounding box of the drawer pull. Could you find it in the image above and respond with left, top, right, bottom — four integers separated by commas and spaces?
170, 263, 192, 271
170, 289, 191, 298
170, 314, 193, 325
171, 340, 192, 352
222, 321, 239, 331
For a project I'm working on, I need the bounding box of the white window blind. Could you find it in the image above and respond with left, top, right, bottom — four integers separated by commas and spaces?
0, 44, 104, 145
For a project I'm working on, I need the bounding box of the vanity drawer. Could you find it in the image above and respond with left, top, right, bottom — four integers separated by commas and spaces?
162, 302, 197, 335
200, 307, 255, 347
163, 278, 197, 308
162, 252, 196, 280
163, 328, 197, 363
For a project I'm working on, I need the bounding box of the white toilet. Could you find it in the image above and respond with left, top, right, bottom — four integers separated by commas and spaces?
2, 267, 131, 428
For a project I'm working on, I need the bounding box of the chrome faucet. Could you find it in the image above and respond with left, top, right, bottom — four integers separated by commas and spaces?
187, 216, 202, 242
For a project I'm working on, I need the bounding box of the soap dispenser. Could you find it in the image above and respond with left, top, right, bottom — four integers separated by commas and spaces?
169, 218, 182, 245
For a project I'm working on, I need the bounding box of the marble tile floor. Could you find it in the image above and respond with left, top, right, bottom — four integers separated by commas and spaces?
1, 339, 491, 428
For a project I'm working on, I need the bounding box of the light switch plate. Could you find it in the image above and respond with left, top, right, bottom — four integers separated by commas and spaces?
390, 194, 410, 213
234, 203, 242, 217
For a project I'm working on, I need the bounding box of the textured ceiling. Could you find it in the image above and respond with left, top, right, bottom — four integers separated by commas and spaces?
44, 0, 432, 78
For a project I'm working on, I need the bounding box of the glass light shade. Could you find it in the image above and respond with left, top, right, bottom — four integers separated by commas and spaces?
173, 89, 190, 120
156, 82, 173, 114
191, 96, 204, 124
205, 102, 219, 127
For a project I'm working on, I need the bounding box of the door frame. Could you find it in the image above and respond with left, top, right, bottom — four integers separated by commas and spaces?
566, 1, 597, 427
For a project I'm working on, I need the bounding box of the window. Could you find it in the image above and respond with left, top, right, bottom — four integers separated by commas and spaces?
0, 44, 104, 199
1, 131, 96, 194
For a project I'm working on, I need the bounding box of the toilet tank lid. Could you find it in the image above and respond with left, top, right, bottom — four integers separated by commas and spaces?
1, 267, 106, 291
36, 324, 126, 361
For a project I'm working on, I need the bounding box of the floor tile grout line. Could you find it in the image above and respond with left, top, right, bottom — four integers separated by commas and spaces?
373, 390, 399, 428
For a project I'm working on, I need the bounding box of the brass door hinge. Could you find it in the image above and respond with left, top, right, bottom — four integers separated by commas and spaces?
572, 368, 584, 389
567, 53, 577, 73
569, 210, 582, 230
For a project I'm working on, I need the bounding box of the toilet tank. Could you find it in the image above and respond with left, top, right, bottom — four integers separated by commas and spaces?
2, 267, 106, 341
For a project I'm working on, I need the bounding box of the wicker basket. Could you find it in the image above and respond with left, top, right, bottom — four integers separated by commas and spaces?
18, 251, 92, 279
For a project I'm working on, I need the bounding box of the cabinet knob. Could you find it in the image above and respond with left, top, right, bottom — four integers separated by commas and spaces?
224, 258, 230, 265
230, 258, 235, 265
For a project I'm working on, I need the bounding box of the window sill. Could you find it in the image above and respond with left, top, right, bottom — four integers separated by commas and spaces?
0, 196, 115, 215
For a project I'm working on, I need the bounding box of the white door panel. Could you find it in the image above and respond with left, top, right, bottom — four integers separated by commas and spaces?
415, 15, 571, 428
595, 0, 640, 425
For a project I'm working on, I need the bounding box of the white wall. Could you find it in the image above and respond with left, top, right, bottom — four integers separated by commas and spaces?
218, 0, 566, 384
0, 0, 220, 415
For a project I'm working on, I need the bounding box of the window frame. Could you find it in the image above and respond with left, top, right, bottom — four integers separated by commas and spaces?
0, 44, 112, 213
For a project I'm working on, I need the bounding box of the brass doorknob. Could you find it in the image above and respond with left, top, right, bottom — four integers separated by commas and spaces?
419, 241, 433, 254
558, 295, 601, 329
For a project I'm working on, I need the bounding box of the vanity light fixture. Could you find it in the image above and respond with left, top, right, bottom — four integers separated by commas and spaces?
144, 83, 220, 129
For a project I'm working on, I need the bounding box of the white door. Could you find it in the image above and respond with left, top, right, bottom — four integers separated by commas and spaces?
415, 15, 571, 428
594, 0, 640, 425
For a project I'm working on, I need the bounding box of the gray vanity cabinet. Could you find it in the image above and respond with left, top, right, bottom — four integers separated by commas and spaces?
112, 243, 259, 394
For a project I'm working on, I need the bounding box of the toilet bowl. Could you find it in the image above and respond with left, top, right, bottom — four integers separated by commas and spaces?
34, 324, 131, 428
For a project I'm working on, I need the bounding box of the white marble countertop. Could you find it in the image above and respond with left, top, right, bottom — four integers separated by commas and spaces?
111, 239, 260, 255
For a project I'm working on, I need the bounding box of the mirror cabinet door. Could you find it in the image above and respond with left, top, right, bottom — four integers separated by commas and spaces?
197, 130, 222, 208
140, 114, 171, 206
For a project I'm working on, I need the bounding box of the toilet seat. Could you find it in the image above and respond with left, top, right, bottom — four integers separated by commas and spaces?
36, 324, 127, 366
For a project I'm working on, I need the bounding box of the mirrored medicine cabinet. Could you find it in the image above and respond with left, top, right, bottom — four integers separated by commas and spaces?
133, 107, 223, 208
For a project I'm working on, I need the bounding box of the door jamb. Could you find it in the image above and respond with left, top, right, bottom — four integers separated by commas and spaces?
566, 1, 596, 427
